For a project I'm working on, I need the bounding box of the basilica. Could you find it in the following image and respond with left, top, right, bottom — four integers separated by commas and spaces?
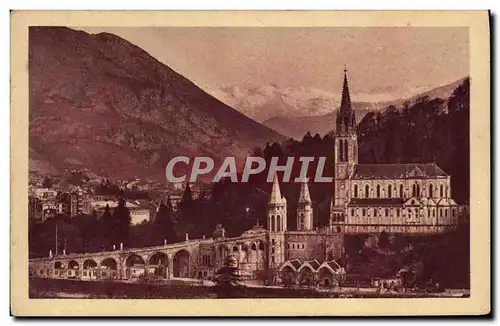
329, 68, 460, 235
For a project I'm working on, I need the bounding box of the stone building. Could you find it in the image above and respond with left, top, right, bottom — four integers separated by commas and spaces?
330, 68, 459, 234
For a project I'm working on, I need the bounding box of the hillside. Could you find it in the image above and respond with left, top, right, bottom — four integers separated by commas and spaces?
263, 105, 371, 140
29, 27, 285, 179
261, 78, 467, 139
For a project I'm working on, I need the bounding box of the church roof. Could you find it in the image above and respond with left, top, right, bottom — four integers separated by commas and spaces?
289, 259, 302, 270
305, 259, 321, 270
348, 198, 405, 206
352, 163, 448, 180
325, 260, 342, 270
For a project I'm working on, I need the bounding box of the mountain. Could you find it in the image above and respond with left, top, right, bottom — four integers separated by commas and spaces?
379, 77, 468, 110
29, 27, 285, 179
205, 84, 355, 122
260, 78, 468, 139
263, 105, 372, 140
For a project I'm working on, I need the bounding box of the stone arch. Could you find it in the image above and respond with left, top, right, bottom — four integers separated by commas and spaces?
100, 257, 118, 280
172, 249, 191, 278
399, 184, 405, 198
148, 252, 169, 279
298, 265, 315, 286
83, 259, 97, 269
317, 266, 335, 287
125, 254, 146, 279
101, 257, 118, 269
365, 184, 370, 198
68, 260, 79, 269
82, 259, 98, 280
251, 242, 257, 251
280, 265, 297, 286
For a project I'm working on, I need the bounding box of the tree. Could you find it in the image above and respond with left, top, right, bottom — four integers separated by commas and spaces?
378, 230, 390, 249
154, 201, 176, 243
42, 176, 53, 188
113, 198, 131, 246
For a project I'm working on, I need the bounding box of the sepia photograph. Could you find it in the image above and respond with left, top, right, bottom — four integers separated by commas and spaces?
10, 10, 490, 316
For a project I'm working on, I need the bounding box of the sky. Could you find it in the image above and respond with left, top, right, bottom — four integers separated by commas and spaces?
77, 27, 469, 99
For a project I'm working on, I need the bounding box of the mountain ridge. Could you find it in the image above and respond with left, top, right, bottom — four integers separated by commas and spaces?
29, 27, 285, 179
259, 77, 467, 139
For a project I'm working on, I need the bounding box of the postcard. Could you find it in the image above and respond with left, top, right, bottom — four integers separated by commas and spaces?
10, 10, 490, 316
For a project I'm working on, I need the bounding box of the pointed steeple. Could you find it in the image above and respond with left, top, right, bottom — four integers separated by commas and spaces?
336, 66, 356, 135
298, 178, 311, 204
269, 173, 282, 204
340, 65, 352, 113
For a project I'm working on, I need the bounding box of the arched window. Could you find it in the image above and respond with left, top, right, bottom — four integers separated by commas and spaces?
376, 185, 381, 198
400, 184, 404, 198
271, 215, 275, 232
416, 184, 420, 197
429, 184, 433, 197
344, 140, 349, 162
354, 184, 358, 198
440, 184, 444, 197
388, 185, 392, 198
351, 208, 354, 216
365, 185, 370, 198
412, 184, 416, 197
277, 215, 281, 231
339, 140, 344, 162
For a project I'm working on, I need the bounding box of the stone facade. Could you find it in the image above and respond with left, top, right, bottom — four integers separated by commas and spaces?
330, 69, 460, 235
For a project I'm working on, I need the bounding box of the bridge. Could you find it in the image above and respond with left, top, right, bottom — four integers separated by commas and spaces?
29, 226, 270, 281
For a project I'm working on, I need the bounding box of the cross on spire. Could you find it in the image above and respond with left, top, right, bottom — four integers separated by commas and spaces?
335, 65, 356, 135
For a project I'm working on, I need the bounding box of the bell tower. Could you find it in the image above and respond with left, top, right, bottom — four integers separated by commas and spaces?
267, 173, 286, 268
332, 66, 358, 228
297, 179, 313, 231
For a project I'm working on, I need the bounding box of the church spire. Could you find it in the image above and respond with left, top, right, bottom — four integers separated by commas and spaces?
336, 65, 356, 135
298, 178, 311, 204
269, 173, 282, 204
340, 65, 352, 112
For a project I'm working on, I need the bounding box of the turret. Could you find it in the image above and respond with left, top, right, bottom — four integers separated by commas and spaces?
267, 173, 287, 268
268, 173, 287, 232
297, 179, 313, 230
